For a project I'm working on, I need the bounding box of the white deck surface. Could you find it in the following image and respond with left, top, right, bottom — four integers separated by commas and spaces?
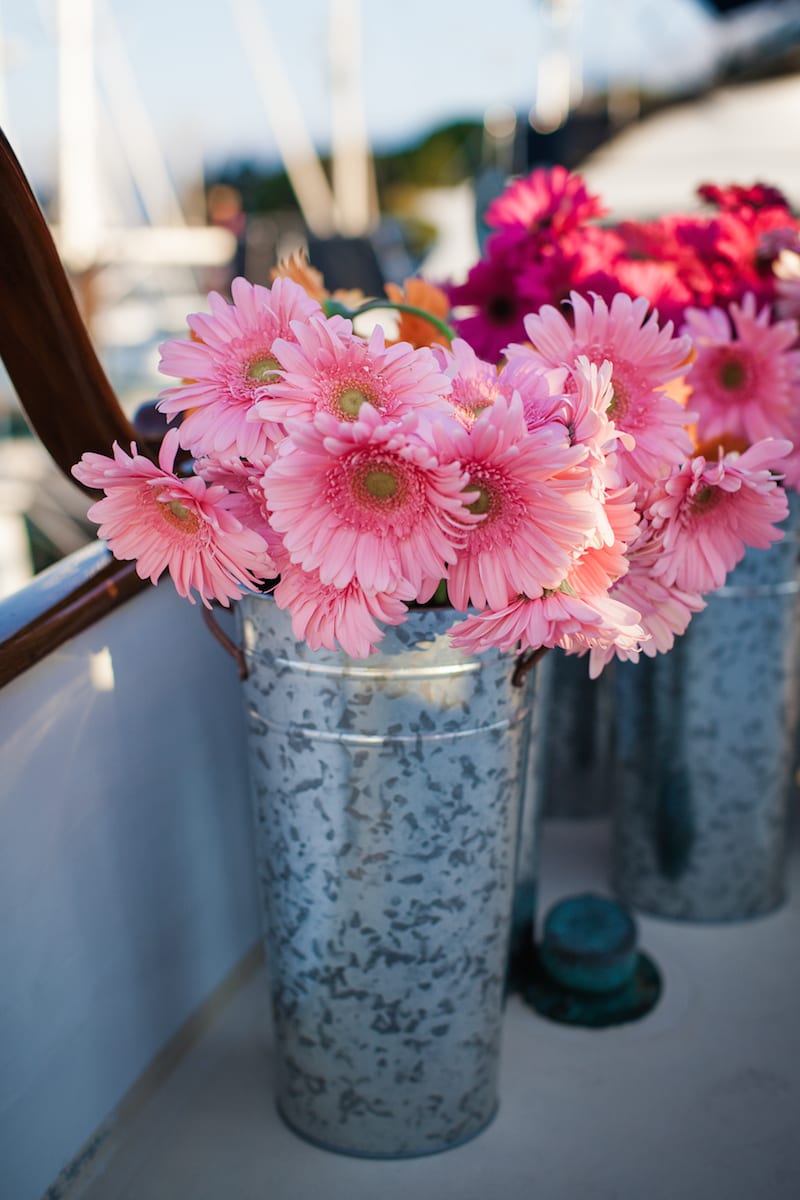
61, 817, 800, 1200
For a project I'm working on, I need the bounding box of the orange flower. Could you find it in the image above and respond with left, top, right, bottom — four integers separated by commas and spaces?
271, 249, 329, 302
661, 374, 692, 407
385, 278, 451, 348
271, 249, 365, 310
693, 432, 751, 459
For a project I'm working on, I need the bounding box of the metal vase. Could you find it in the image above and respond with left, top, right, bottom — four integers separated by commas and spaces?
238, 597, 537, 1158
537, 650, 615, 819
611, 494, 800, 922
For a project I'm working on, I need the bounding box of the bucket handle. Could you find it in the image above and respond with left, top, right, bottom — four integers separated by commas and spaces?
512, 645, 548, 687
202, 605, 249, 681
202, 604, 547, 687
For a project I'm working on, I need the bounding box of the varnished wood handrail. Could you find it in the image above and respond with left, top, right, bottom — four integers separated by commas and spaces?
0, 546, 148, 689
0, 126, 141, 489
0, 129, 161, 687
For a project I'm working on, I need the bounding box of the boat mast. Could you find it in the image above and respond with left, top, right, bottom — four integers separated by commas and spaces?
57, 0, 101, 271
329, 0, 377, 235
230, 0, 337, 237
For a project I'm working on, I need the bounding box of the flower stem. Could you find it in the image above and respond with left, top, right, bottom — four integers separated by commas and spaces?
323, 297, 456, 344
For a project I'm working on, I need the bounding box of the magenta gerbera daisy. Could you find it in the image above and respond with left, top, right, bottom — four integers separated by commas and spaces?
157, 276, 322, 459
509, 291, 695, 487
682, 293, 800, 446
484, 165, 606, 241
263, 405, 476, 595
72, 429, 271, 607
648, 438, 792, 593
444, 393, 600, 611
447, 251, 548, 364
253, 318, 452, 426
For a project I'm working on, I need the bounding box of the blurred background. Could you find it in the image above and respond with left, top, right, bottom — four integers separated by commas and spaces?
1, 0, 800, 596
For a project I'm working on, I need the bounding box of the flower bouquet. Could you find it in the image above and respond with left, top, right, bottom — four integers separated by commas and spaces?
71, 166, 800, 1151
72, 174, 799, 672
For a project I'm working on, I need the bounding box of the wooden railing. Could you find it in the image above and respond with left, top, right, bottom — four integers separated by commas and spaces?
0, 129, 159, 685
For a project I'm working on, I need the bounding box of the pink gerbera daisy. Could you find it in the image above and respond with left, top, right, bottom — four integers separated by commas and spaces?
588, 525, 706, 676
509, 291, 694, 487
264, 405, 476, 595
71, 429, 271, 607
434, 338, 507, 427
497, 355, 568, 432
195, 454, 283, 562
274, 561, 412, 659
444, 393, 600, 611
682, 293, 800, 446
448, 588, 644, 667
566, 483, 640, 596
648, 438, 792, 593
157, 276, 322, 459
562, 357, 633, 491
253, 318, 452, 425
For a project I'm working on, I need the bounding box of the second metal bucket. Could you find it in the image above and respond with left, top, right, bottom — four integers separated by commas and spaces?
611, 495, 800, 922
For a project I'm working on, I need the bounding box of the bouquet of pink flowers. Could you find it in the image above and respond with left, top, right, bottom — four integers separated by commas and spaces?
72, 168, 800, 674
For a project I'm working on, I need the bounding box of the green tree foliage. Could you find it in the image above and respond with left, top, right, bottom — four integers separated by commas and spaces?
208, 120, 484, 218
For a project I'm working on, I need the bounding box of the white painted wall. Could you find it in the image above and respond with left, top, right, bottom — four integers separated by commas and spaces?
0, 580, 260, 1200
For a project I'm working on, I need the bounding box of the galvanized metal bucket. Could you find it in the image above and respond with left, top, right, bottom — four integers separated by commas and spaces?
237, 596, 537, 1158
537, 650, 615, 819
611, 494, 800, 922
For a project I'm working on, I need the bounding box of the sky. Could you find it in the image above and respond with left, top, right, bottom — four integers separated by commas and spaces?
0, 0, 721, 192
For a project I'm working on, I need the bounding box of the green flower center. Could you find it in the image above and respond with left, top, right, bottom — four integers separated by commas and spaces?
718, 358, 746, 391
338, 387, 370, 417
363, 469, 398, 499
607, 381, 628, 418
692, 485, 723, 512
467, 485, 491, 516
247, 356, 281, 383
160, 498, 200, 534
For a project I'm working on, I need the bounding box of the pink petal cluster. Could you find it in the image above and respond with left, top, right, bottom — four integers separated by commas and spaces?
509, 291, 694, 487
647, 439, 791, 593
273, 561, 412, 659
682, 294, 800, 447
449, 589, 644, 669
255, 318, 452, 425
588, 525, 707, 676
72, 429, 271, 607
72, 171, 800, 666
264, 404, 477, 595
157, 276, 321, 459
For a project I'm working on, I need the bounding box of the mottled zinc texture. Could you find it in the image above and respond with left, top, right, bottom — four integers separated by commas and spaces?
238, 598, 535, 1157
